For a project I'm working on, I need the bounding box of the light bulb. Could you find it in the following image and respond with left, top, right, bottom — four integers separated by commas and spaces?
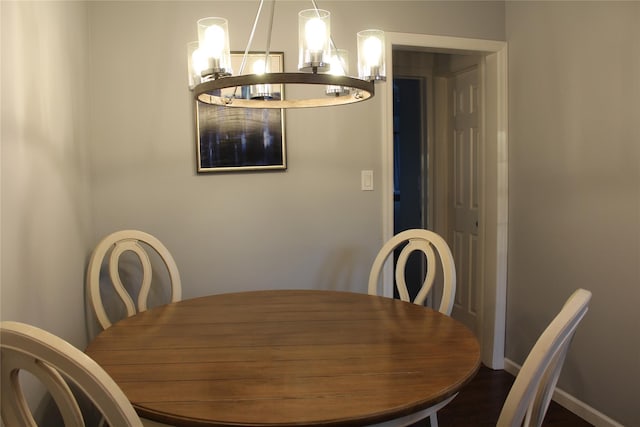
363, 36, 382, 67
204, 24, 226, 58
329, 54, 346, 76
252, 59, 267, 75
191, 48, 208, 76
305, 18, 327, 52
250, 59, 272, 99
325, 50, 350, 96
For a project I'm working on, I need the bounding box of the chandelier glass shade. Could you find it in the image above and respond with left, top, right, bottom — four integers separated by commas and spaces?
187, 0, 386, 109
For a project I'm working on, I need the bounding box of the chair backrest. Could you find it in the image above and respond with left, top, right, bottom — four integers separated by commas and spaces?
368, 228, 456, 315
497, 288, 592, 427
0, 321, 144, 426
87, 229, 182, 330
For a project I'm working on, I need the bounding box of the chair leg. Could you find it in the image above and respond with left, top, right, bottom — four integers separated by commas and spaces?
429, 413, 438, 427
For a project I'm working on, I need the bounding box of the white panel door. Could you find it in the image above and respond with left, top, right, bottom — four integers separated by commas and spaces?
451, 67, 480, 335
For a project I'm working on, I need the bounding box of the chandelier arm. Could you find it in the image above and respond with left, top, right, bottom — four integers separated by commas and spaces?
263, 0, 275, 65
238, 0, 266, 75
232, 0, 266, 99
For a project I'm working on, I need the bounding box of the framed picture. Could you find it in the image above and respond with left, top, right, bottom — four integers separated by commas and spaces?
196, 52, 286, 173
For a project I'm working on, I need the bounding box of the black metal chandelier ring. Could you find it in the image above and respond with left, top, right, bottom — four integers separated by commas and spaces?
195, 72, 375, 109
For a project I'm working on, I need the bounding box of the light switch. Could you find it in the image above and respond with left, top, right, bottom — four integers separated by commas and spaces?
361, 170, 374, 191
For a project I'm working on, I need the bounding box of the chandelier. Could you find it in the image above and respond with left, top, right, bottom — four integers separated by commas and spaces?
187, 0, 386, 109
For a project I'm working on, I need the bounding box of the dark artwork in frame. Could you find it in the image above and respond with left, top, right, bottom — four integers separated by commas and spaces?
196, 104, 285, 172
195, 52, 286, 173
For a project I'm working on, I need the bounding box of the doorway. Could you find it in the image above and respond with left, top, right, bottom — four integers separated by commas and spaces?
393, 50, 482, 330
381, 34, 508, 369
392, 76, 426, 300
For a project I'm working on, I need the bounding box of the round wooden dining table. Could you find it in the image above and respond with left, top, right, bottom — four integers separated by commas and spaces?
85, 289, 480, 426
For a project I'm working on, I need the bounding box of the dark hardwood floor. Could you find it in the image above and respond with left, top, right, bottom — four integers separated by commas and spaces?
425, 365, 593, 426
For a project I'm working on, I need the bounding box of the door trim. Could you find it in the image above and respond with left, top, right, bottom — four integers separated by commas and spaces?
380, 33, 508, 369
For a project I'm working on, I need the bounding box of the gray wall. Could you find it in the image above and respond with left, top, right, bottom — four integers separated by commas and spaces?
506, 2, 640, 426
1, 0, 92, 415
1, 0, 91, 351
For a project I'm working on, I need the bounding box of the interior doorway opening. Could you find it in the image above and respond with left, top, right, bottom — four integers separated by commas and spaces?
392, 76, 426, 301
392, 50, 482, 319
381, 33, 508, 369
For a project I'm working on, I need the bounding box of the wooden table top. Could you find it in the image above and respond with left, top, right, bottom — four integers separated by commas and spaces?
85, 290, 480, 426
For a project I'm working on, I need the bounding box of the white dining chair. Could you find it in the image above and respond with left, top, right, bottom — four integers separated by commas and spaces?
368, 228, 457, 427
0, 321, 144, 426
497, 288, 592, 427
87, 229, 182, 331
368, 228, 456, 315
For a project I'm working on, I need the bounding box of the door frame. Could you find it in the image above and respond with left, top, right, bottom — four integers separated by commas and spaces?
380, 33, 508, 369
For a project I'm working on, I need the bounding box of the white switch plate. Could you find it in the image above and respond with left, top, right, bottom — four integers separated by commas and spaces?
361, 170, 374, 191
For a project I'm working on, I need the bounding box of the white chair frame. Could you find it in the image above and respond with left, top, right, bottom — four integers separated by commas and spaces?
368, 228, 456, 315
87, 229, 182, 330
497, 288, 592, 427
0, 321, 143, 427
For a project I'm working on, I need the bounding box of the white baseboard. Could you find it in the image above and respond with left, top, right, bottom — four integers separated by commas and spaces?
503, 358, 624, 427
